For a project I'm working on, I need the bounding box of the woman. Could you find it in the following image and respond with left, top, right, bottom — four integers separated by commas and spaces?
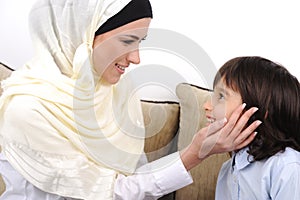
0, 0, 261, 199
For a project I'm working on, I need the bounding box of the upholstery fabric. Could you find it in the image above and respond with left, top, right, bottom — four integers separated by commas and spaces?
175, 83, 230, 200
176, 83, 212, 150
0, 63, 13, 96
0, 63, 12, 195
141, 100, 179, 162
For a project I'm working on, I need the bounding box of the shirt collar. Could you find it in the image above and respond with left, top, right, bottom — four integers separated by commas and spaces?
232, 147, 254, 170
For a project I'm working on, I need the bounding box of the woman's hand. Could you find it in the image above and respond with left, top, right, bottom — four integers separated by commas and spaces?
180, 103, 262, 171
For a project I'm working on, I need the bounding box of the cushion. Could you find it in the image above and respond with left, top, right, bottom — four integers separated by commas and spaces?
175, 83, 230, 200
141, 100, 180, 162
176, 83, 212, 149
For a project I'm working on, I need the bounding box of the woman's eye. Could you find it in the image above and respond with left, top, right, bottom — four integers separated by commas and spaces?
122, 40, 135, 45
139, 38, 146, 43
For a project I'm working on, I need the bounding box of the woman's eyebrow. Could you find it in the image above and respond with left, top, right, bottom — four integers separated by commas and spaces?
123, 34, 140, 40
122, 34, 148, 41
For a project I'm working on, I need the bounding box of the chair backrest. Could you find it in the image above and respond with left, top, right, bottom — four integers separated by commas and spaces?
0, 62, 13, 95
0, 62, 13, 195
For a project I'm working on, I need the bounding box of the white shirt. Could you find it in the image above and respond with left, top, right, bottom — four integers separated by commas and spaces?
0, 152, 192, 200
215, 147, 300, 200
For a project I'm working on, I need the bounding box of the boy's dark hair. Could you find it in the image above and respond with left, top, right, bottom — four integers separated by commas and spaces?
214, 56, 300, 161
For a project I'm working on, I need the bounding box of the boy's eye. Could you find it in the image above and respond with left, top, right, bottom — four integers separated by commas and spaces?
218, 92, 225, 100
212, 91, 225, 103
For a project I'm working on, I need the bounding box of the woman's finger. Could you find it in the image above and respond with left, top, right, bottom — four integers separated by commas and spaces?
205, 117, 227, 137
197, 104, 260, 158
234, 120, 262, 148
220, 103, 247, 137
235, 132, 256, 150
224, 106, 259, 141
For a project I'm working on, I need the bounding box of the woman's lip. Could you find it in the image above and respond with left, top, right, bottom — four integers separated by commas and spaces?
115, 64, 127, 74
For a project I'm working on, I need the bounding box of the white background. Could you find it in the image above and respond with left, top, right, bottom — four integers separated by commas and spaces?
0, 0, 299, 95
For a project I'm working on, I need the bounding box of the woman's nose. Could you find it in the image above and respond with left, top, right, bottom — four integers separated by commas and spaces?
127, 49, 140, 64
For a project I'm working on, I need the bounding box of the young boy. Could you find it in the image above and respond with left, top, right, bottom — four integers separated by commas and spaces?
204, 56, 300, 199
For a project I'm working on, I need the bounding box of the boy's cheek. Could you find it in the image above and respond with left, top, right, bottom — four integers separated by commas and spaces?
213, 106, 226, 120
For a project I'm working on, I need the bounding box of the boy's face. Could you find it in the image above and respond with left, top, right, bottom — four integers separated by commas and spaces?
203, 78, 242, 126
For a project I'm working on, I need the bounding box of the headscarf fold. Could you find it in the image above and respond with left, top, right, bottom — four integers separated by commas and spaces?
95, 0, 153, 35
0, 0, 149, 199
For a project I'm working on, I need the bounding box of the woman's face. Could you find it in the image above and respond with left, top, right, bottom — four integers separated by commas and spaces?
92, 18, 151, 84
203, 78, 242, 126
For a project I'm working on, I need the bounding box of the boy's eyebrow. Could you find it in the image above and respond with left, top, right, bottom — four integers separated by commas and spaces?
215, 86, 230, 96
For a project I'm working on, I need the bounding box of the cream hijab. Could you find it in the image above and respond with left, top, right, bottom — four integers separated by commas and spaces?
0, 0, 146, 199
